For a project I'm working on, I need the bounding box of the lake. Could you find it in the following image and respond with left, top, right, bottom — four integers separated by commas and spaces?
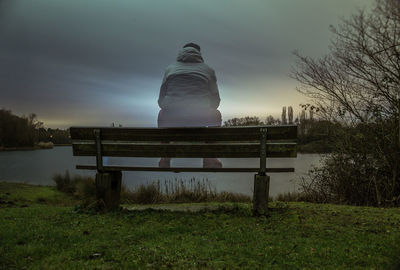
0, 146, 323, 197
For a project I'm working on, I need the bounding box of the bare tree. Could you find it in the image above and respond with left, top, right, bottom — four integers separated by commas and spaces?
224, 116, 264, 126
299, 110, 306, 122
292, 0, 400, 124
265, 115, 273, 125
288, 106, 294, 124
265, 115, 282, 125
292, 0, 400, 206
281, 106, 287, 124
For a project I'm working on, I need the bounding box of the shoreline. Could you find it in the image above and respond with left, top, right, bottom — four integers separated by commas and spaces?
1, 144, 329, 154
0, 146, 43, 152
0, 144, 71, 152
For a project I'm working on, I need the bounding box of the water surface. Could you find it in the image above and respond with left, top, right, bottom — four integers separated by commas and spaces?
0, 146, 323, 197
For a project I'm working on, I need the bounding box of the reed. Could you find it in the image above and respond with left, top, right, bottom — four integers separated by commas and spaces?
122, 178, 251, 204
53, 171, 251, 204
36, 141, 54, 149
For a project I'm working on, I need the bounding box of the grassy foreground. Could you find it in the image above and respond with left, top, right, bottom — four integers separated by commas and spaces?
1, 182, 400, 269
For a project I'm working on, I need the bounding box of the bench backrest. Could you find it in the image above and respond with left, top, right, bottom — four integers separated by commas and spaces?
70, 126, 297, 158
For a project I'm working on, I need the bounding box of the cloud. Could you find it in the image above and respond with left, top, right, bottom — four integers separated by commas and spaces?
0, 0, 374, 128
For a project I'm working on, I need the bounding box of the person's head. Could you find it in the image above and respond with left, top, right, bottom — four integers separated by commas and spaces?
183, 42, 201, 52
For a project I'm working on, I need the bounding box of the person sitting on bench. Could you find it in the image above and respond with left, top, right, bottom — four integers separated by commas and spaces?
157, 42, 222, 168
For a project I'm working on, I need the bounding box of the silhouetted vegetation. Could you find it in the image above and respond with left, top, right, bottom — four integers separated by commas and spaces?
224, 111, 336, 153
0, 109, 41, 148
37, 128, 71, 145
296, 114, 338, 153
0, 108, 70, 150
53, 171, 94, 196
292, 0, 400, 206
223, 116, 264, 126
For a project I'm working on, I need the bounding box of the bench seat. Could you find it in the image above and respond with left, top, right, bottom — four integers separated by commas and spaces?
70, 125, 297, 215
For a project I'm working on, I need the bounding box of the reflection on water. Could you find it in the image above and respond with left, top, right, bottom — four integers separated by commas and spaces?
0, 146, 323, 197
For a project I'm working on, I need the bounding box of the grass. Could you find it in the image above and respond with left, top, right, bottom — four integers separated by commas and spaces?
1, 182, 400, 269
0, 182, 77, 206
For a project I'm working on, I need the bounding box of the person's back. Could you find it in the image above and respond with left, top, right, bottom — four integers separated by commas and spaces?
161, 74, 210, 111
157, 43, 222, 167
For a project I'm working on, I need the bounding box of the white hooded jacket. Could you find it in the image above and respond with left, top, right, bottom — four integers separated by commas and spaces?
158, 47, 220, 111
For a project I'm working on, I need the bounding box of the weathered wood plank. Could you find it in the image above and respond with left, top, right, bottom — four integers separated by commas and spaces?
76, 165, 295, 173
72, 142, 297, 158
70, 125, 297, 142
96, 171, 121, 210
253, 174, 270, 215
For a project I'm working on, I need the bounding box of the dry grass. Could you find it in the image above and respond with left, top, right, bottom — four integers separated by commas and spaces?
36, 141, 54, 149
53, 171, 251, 204
121, 178, 251, 204
274, 191, 303, 202
53, 170, 95, 200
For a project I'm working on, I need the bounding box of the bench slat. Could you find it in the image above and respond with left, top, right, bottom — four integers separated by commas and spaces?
72, 142, 297, 158
70, 125, 297, 142
76, 165, 295, 173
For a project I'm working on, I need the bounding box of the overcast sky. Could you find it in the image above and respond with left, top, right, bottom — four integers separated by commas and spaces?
0, 0, 373, 128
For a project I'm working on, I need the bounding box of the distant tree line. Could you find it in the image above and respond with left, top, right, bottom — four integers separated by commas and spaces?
0, 109, 70, 148
0, 109, 41, 148
223, 105, 337, 153
223, 116, 264, 127
37, 128, 71, 145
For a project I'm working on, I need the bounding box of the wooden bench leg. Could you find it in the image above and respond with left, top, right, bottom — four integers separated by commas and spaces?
95, 171, 122, 210
253, 174, 270, 216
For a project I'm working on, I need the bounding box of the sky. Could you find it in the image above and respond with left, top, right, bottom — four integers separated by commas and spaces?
0, 0, 374, 129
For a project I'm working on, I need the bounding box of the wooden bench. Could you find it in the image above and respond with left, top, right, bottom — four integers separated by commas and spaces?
70, 125, 297, 215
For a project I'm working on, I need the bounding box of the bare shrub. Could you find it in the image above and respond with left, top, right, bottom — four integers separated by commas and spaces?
274, 192, 303, 202
298, 151, 400, 206
122, 182, 162, 204
54, 174, 251, 204
53, 170, 76, 194
74, 176, 96, 200
53, 171, 95, 200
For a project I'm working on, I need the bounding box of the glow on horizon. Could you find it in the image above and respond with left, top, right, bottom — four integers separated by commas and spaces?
0, 0, 374, 129
40, 80, 308, 129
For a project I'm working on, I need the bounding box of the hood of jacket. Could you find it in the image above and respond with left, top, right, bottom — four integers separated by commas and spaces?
176, 47, 204, 63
